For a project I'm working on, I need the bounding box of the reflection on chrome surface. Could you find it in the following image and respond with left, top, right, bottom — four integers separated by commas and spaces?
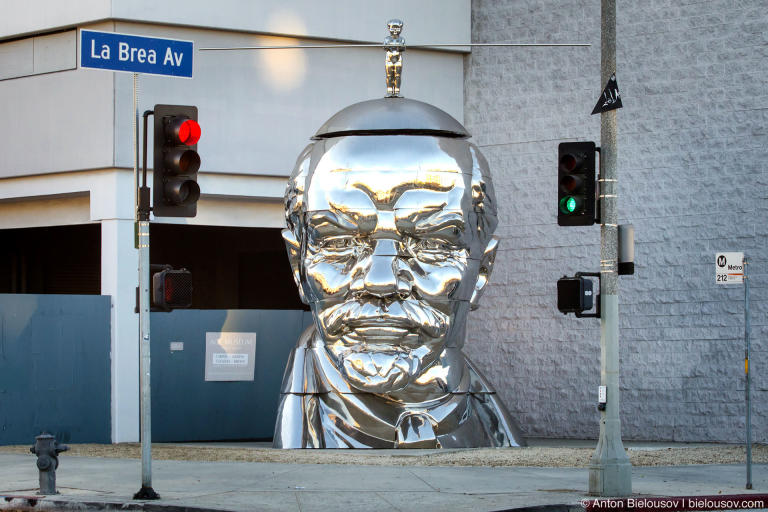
273, 21, 524, 448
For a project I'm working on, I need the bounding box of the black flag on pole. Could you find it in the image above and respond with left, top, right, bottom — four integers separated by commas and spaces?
591, 73, 622, 115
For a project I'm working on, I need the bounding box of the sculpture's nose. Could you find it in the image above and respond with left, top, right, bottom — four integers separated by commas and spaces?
362, 240, 399, 298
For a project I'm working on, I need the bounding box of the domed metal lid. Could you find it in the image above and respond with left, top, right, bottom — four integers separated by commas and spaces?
313, 97, 470, 139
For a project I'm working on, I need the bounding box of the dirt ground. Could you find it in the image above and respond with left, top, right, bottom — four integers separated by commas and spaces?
2, 443, 765, 468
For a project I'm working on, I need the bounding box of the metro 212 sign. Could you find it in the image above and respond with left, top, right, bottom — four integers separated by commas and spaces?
715, 252, 744, 285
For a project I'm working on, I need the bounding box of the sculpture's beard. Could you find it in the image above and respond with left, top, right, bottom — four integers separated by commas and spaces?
319, 298, 450, 394
340, 349, 417, 394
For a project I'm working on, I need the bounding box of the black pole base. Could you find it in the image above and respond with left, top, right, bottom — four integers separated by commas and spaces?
133, 486, 160, 500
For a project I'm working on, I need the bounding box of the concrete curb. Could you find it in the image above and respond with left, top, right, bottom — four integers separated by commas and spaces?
493, 506, 583, 512
2, 495, 583, 512
1, 495, 230, 512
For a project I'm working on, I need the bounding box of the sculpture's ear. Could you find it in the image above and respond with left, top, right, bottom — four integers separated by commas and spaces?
470, 236, 498, 311
282, 228, 309, 305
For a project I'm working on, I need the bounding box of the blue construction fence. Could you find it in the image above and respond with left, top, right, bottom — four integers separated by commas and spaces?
0, 294, 111, 445
0, 294, 311, 445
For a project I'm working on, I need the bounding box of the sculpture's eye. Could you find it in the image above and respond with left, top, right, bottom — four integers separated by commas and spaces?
409, 238, 464, 264
414, 238, 453, 252
321, 237, 355, 251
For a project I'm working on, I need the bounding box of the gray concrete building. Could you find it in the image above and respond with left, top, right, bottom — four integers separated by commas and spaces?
465, 0, 766, 442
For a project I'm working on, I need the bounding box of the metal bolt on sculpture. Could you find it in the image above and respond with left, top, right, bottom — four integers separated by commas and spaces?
273, 20, 525, 449
30, 433, 68, 494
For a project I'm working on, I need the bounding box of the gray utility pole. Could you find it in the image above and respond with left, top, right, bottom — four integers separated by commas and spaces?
133, 78, 158, 501
588, 0, 632, 496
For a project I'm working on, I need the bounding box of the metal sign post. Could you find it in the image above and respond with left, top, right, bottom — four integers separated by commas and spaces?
135, 110, 156, 499
715, 251, 751, 489
134, 73, 158, 501
744, 257, 752, 490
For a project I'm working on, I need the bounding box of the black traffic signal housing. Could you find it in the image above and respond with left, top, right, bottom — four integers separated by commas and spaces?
557, 272, 599, 318
558, 141, 596, 226
153, 104, 201, 218
152, 266, 193, 311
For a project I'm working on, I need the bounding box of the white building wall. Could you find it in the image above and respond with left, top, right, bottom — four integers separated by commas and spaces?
0, 2, 471, 442
111, 21, 465, 177
0, 46, 114, 176
2, 0, 470, 48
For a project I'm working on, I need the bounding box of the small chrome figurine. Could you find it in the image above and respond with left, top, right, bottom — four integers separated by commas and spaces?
384, 19, 405, 97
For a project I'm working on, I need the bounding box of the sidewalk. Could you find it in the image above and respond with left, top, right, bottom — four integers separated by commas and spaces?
0, 445, 765, 512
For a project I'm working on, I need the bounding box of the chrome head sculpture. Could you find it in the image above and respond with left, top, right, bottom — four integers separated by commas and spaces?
283, 131, 498, 395
272, 20, 524, 449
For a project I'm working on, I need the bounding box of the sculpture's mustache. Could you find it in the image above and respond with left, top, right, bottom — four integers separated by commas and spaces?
322, 298, 448, 339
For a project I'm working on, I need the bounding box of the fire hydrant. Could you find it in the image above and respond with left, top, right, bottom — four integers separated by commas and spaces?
29, 433, 68, 494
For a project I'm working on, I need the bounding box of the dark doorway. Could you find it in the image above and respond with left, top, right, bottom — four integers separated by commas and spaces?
0, 224, 101, 294
150, 224, 305, 310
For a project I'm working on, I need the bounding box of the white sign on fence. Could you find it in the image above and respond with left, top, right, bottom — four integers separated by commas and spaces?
204, 332, 256, 381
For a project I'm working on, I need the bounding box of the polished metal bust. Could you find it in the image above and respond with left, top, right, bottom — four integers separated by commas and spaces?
273, 21, 524, 449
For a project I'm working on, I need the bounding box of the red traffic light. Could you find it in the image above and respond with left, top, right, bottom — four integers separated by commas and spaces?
559, 154, 578, 172
179, 119, 201, 145
167, 117, 201, 146
154, 105, 201, 218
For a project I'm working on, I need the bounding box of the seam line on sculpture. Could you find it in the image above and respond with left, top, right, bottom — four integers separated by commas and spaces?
476, 137, 577, 148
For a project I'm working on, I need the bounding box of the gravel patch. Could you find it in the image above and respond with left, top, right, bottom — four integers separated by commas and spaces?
2, 443, 765, 467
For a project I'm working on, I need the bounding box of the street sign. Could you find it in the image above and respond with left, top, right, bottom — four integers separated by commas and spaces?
591, 73, 623, 115
715, 252, 744, 284
80, 30, 193, 78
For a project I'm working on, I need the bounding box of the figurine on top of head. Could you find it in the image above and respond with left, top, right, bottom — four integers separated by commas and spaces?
384, 19, 405, 97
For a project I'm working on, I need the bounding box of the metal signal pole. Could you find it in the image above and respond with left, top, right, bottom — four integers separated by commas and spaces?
133, 78, 158, 501
588, 0, 632, 496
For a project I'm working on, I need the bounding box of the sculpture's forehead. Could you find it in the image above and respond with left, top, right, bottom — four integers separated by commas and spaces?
304, 135, 474, 212
306, 168, 467, 212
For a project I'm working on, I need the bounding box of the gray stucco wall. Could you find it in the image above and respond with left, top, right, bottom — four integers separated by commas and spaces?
464, 0, 767, 442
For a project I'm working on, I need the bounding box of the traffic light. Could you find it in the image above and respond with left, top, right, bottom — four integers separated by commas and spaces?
558, 141, 596, 226
153, 104, 201, 218
557, 272, 599, 318
152, 267, 193, 310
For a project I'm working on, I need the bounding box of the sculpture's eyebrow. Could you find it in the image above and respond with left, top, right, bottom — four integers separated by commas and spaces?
410, 208, 466, 240
307, 208, 360, 235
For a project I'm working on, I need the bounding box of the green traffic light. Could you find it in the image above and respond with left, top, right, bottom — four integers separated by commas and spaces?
559, 196, 580, 214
